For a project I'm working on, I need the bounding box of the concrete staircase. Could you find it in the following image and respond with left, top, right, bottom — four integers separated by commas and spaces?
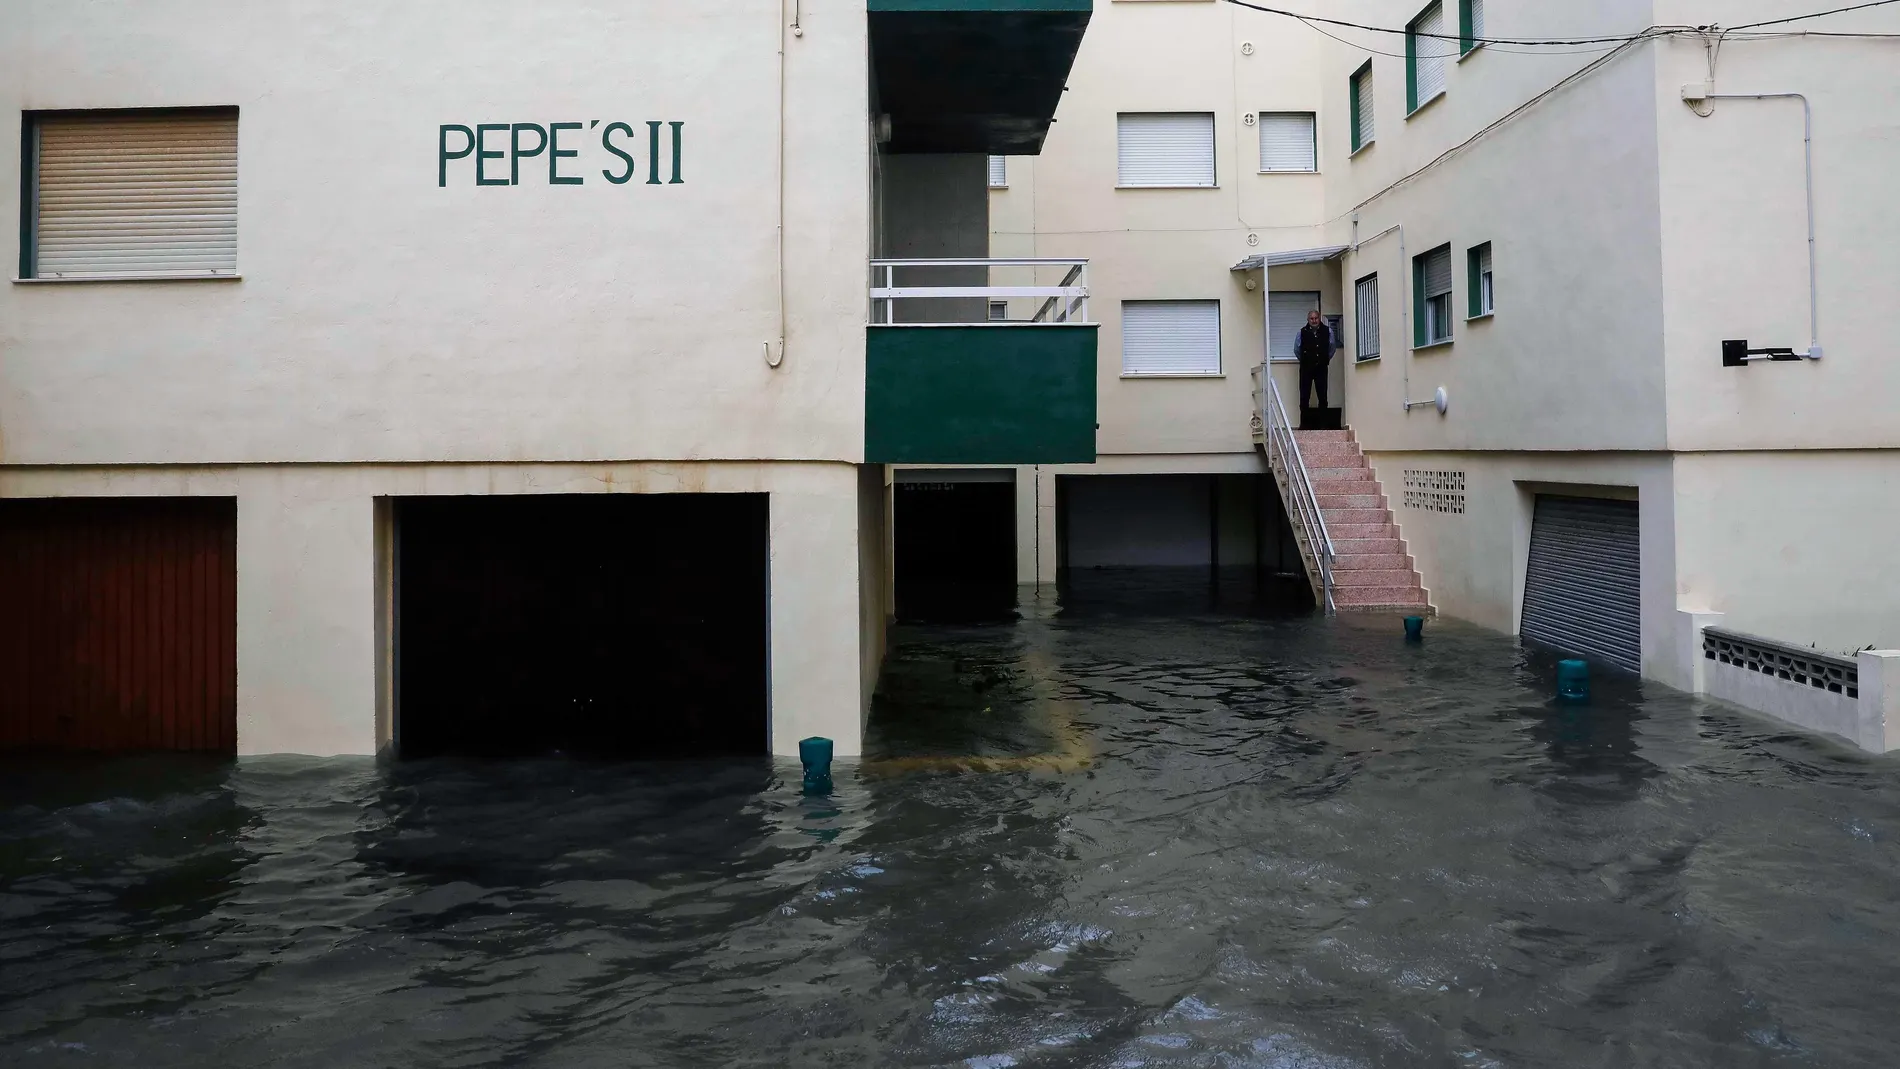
1287, 429, 1432, 613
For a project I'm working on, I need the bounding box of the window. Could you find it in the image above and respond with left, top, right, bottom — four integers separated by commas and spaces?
1468, 242, 1494, 317
1117, 113, 1217, 188
988, 300, 1009, 322
1268, 291, 1322, 362
988, 155, 1008, 189
1460, 0, 1485, 54
1350, 62, 1375, 153
1355, 274, 1381, 360
1122, 300, 1221, 376
21, 108, 238, 280
1414, 244, 1454, 346
1257, 112, 1317, 173
1406, 2, 1449, 113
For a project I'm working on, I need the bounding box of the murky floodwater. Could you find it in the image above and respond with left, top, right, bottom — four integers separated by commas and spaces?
6, 572, 1900, 1067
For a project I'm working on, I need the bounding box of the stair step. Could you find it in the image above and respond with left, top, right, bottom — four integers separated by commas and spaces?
1312, 477, 1376, 495
1296, 444, 1365, 462
1308, 465, 1370, 481
1317, 494, 1385, 510
1332, 553, 1413, 572
1334, 538, 1405, 555
1293, 429, 1356, 444
1328, 523, 1399, 540
1334, 585, 1432, 610
1319, 508, 1390, 525
1333, 569, 1420, 588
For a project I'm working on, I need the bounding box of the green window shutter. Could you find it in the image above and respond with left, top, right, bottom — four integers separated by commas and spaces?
1349, 73, 1361, 151
1459, 0, 1473, 54
1467, 245, 1482, 318
1406, 27, 1419, 113
1412, 255, 1427, 348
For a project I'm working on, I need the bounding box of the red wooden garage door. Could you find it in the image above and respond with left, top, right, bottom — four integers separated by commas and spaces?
0, 497, 236, 752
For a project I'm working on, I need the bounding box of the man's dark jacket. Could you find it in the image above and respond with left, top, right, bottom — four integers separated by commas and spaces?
1296, 322, 1333, 364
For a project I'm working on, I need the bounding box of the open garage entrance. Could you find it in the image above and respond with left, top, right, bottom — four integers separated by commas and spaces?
893, 469, 1016, 623
1056, 472, 1310, 611
0, 497, 237, 753
395, 494, 769, 759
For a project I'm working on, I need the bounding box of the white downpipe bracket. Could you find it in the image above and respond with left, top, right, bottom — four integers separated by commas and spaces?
1694, 92, 1821, 360
1351, 219, 1442, 413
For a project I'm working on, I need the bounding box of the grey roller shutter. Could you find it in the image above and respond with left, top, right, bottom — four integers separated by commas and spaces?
988, 155, 1007, 188
1353, 67, 1376, 147
1522, 496, 1641, 672
1422, 245, 1453, 299
1118, 113, 1216, 188
1355, 275, 1380, 359
1122, 300, 1220, 375
1268, 290, 1321, 361
32, 110, 238, 279
1258, 113, 1316, 172
1412, 3, 1449, 107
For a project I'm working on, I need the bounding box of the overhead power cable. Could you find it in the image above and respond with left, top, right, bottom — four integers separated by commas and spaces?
1218, 0, 1900, 48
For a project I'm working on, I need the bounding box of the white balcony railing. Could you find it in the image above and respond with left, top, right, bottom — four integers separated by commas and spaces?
869, 258, 1090, 327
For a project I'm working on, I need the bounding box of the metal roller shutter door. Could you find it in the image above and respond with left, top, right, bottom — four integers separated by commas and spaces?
1521, 496, 1641, 672
32, 110, 238, 279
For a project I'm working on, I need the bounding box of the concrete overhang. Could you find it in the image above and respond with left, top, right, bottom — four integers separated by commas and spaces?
869, 0, 1092, 155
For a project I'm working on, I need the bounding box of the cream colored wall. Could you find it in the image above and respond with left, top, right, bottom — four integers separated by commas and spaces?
1650, 18, 1900, 450
0, 462, 875, 757
1363, 451, 1682, 683
856, 464, 892, 730
1672, 451, 1900, 655
0, 0, 869, 466
1334, 45, 1669, 453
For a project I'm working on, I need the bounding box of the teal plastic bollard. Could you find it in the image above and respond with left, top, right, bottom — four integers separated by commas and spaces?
1557, 659, 1590, 702
1403, 616, 1425, 641
799, 736, 834, 794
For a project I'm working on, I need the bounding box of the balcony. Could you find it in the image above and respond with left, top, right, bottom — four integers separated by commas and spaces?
865, 258, 1098, 465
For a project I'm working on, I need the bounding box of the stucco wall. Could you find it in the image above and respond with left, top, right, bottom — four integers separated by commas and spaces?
1672, 451, 1900, 655
0, 461, 873, 757
0, 0, 870, 466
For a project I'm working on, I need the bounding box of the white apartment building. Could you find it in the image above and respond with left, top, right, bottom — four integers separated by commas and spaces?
0, 0, 1097, 758
990, 0, 1900, 749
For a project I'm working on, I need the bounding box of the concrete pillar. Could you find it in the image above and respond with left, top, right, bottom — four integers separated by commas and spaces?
236, 480, 379, 756
769, 479, 866, 757
1013, 465, 1061, 586
1672, 608, 1725, 693
1858, 650, 1900, 754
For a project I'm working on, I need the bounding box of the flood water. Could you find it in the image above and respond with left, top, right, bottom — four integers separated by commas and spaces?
6, 571, 1900, 1067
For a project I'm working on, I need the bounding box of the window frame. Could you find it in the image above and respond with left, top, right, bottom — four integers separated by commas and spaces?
988, 300, 1009, 322
1467, 242, 1494, 319
1349, 62, 1375, 154
1120, 298, 1223, 378
1115, 112, 1219, 190
1354, 273, 1381, 361
1459, 0, 1485, 56
1413, 243, 1455, 348
1256, 111, 1318, 174
1405, 1, 1449, 116
18, 105, 241, 283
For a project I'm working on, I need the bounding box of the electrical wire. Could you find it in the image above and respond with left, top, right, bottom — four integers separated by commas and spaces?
1220, 0, 1900, 47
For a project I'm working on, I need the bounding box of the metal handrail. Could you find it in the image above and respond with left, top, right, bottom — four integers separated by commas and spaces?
1262, 366, 1336, 613
868, 258, 1090, 326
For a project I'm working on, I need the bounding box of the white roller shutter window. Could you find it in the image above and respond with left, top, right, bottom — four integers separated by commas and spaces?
988, 155, 1008, 188
1353, 67, 1375, 148
1411, 2, 1449, 107
1123, 300, 1221, 375
1467, 0, 1486, 45
1268, 291, 1321, 361
1258, 113, 1317, 172
32, 111, 238, 278
1422, 246, 1453, 300
1355, 276, 1381, 359
1117, 113, 1216, 188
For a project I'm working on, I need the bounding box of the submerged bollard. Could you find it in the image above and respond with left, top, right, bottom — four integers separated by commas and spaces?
1403, 616, 1425, 642
1557, 659, 1591, 703
799, 736, 834, 795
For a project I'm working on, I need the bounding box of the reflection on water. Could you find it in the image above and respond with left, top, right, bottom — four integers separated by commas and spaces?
6, 572, 1900, 1067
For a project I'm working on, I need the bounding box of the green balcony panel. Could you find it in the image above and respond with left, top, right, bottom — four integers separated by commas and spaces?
866, 325, 1098, 465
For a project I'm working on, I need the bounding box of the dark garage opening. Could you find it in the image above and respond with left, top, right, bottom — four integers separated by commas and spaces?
894, 474, 1016, 623
396, 494, 769, 759
0, 497, 237, 753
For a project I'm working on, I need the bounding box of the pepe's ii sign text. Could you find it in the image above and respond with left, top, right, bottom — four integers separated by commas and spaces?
438, 121, 686, 187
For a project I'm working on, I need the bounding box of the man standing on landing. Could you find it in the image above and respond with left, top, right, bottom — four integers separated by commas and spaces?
1296, 308, 1334, 426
